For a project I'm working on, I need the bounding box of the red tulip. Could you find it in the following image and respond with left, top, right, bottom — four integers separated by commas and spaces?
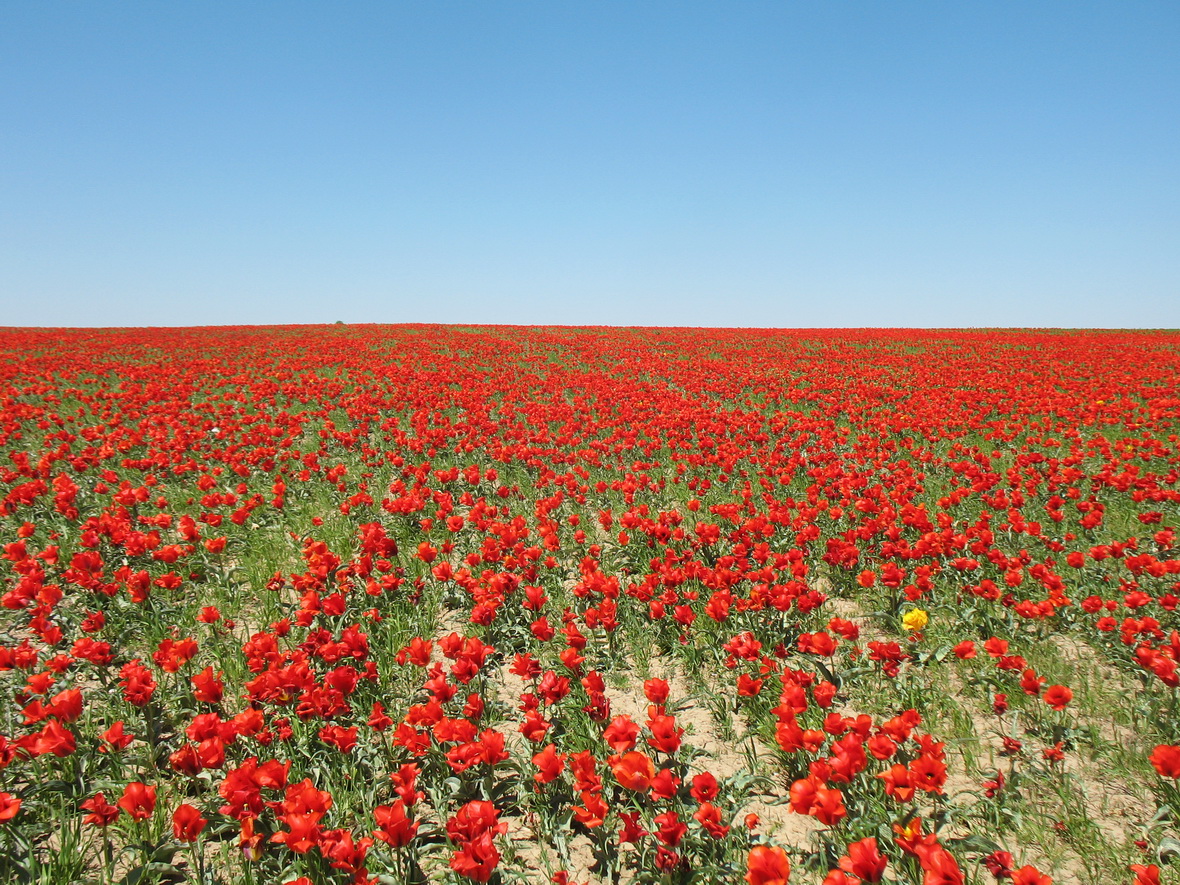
610, 751, 655, 792
80, 792, 120, 827
117, 782, 157, 822
746, 845, 791, 885
172, 803, 207, 841
373, 800, 418, 848
839, 837, 887, 882
0, 792, 20, 823
1150, 745, 1180, 778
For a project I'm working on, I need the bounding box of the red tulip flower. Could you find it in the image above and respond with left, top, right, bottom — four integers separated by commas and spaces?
117, 782, 157, 822
839, 837, 887, 882
610, 751, 655, 792
746, 844, 791, 885
81, 792, 121, 827
0, 792, 20, 823
373, 800, 418, 848
172, 803, 207, 842
1043, 685, 1072, 710
1150, 744, 1180, 778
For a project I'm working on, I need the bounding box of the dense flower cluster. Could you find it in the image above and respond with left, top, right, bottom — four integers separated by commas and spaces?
0, 326, 1177, 884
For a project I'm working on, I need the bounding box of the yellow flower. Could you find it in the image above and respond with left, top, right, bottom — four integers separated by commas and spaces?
901, 608, 928, 631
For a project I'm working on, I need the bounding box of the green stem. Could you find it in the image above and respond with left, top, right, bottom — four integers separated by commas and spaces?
102, 832, 113, 885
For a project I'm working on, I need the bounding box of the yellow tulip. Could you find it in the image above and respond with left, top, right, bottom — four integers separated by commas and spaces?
901, 608, 928, 631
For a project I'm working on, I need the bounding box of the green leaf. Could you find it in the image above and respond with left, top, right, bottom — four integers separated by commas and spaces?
947, 833, 1002, 854
116, 862, 183, 885
814, 658, 841, 689
1158, 836, 1180, 862
150, 842, 180, 865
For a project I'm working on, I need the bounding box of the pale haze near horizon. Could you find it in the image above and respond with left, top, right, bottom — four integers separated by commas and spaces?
1, 3, 1177, 329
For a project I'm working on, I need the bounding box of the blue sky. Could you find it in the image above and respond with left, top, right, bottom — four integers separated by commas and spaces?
2, 3, 1177, 328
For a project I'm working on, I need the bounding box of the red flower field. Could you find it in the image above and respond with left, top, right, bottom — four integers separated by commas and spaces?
0, 325, 1177, 884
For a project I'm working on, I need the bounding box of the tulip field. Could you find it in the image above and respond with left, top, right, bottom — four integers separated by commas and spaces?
2, 325, 1179, 885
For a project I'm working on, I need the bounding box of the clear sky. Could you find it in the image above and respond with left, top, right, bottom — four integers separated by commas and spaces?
2, 3, 1177, 328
